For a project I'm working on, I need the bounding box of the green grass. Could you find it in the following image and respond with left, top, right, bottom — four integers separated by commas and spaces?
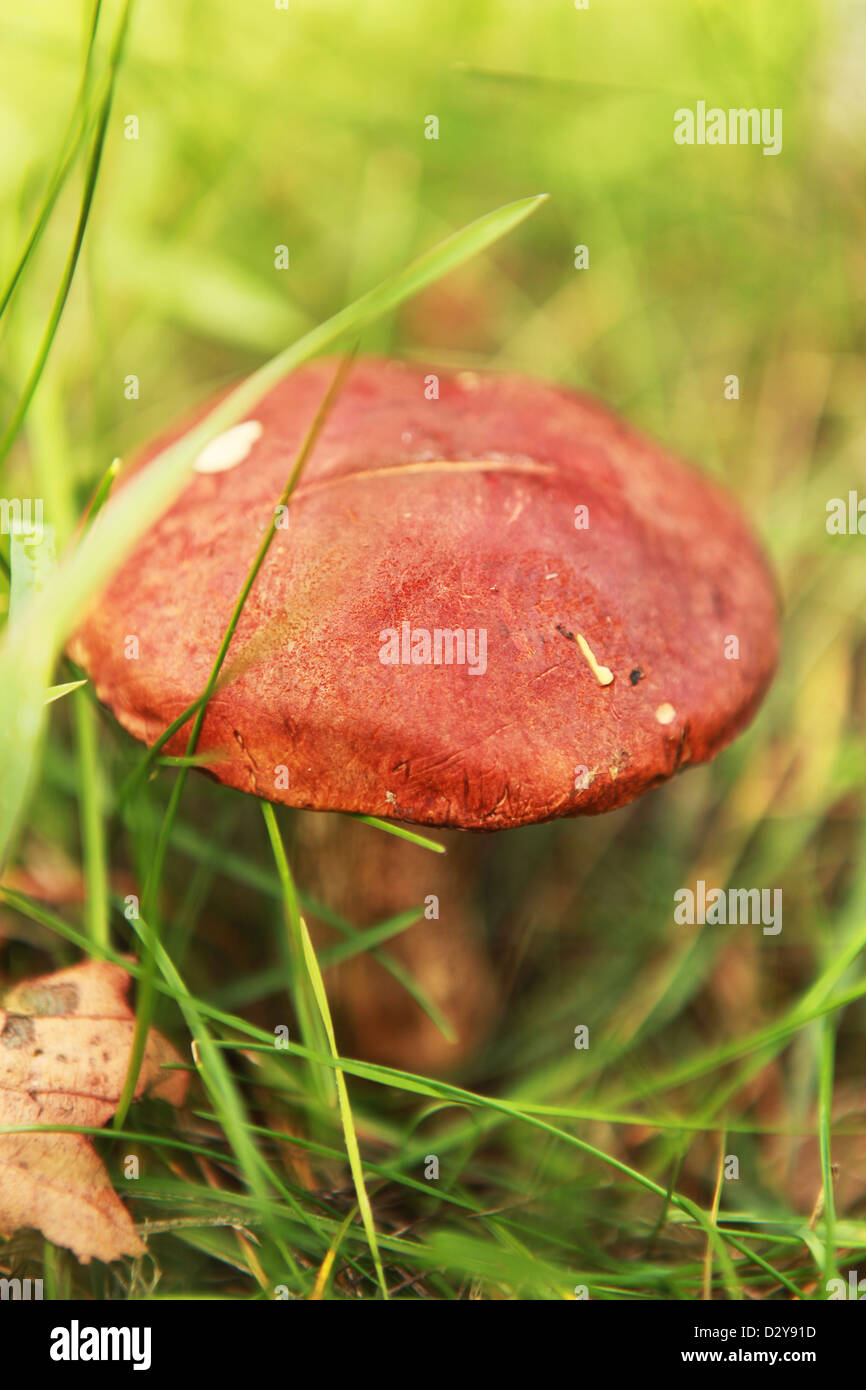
1, 0, 865, 1300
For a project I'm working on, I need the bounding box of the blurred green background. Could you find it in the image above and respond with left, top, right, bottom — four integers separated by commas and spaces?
1, 0, 866, 1299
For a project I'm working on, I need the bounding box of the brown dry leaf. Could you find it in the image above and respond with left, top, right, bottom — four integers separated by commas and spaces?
0, 958, 188, 1264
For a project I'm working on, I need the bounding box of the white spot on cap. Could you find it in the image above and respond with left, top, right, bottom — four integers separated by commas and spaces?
655, 702, 676, 725
194, 420, 263, 474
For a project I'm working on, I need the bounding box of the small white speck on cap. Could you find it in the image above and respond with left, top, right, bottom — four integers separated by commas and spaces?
401, 430, 413, 443
545, 573, 558, 580
194, 420, 263, 474
655, 702, 676, 725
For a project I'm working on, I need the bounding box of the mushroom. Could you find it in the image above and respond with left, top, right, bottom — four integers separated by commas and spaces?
68, 358, 779, 1064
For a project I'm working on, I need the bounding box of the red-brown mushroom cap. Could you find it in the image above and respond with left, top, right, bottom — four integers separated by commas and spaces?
68, 359, 780, 830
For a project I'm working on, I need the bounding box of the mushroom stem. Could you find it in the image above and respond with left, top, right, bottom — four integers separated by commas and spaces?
293, 814, 498, 1074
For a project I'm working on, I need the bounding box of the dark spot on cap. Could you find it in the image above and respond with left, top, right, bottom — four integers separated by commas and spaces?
10, 983, 79, 1017
0, 1014, 36, 1049
556, 623, 575, 642
629, 668, 644, 685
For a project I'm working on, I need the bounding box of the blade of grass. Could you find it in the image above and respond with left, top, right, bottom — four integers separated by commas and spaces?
0, 0, 104, 322
310, 1207, 358, 1300
701, 1131, 727, 1301
74, 685, 109, 948
297, 912, 389, 1299
81, 456, 120, 531
261, 801, 336, 1108
818, 1015, 839, 1287
44, 678, 87, 704
319, 905, 424, 968
0, 0, 135, 467
347, 815, 447, 854
259, 802, 388, 1297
